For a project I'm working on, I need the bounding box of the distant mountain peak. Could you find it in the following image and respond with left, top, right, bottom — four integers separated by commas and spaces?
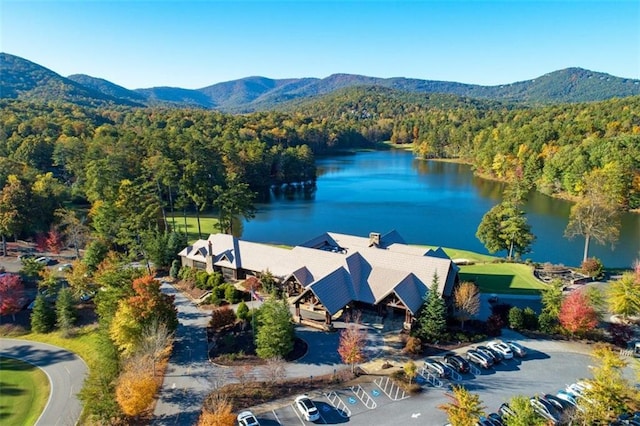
1, 52, 638, 111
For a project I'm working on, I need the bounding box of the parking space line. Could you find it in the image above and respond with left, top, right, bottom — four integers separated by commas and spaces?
271, 409, 282, 425
290, 403, 306, 425
325, 391, 352, 417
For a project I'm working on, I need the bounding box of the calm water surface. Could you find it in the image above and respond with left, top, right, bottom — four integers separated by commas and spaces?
240, 150, 640, 268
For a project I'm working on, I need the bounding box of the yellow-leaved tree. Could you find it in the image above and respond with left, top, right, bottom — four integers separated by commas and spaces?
115, 370, 158, 417
438, 385, 485, 426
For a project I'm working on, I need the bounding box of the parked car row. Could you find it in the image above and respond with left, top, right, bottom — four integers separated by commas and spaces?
465, 340, 526, 370
236, 394, 320, 426
494, 379, 604, 425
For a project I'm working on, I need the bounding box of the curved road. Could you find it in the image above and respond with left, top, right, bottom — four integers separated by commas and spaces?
0, 338, 87, 426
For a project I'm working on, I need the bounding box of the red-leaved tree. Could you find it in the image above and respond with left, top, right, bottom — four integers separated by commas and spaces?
45, 229, 64, 254
0, 273, 25, 321
337, 313, 367, 372
559, 290, 599, 336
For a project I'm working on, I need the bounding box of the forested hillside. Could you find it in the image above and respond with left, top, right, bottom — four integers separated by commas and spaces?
3, 53, 639, 112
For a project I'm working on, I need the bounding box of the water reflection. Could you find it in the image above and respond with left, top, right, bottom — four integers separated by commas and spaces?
242, 150, 639, 268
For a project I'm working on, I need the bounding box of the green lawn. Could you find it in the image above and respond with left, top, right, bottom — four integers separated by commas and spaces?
0, 357, 50, 426
169, 213, 220, 243
19, 325, 101, 369
458, 262, 548, 295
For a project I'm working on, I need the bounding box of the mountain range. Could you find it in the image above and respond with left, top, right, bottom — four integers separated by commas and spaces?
1, 52, 639, 112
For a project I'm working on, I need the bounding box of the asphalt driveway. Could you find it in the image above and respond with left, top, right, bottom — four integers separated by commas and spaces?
0, 338, 87, 426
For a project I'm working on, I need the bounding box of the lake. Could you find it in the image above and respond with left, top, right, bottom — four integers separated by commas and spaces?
239, 150, 640, 268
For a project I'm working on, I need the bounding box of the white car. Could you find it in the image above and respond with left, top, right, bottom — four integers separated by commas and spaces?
237, 410, 260, 426
487, 340, 514, 359
58, 263, 73, 272
294, 395, 320, 421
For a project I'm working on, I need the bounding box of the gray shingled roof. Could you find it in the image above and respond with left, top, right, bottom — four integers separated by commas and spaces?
180, 231, 459, 316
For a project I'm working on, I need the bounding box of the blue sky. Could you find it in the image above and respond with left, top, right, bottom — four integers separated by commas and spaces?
2, 1, 639, 89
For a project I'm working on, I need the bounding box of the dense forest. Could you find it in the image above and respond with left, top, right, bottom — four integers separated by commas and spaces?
1, 86, 639, 258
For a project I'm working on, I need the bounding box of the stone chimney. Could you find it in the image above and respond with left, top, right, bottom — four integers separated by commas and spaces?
369, 232, 381, 247
206, 240, 214, 273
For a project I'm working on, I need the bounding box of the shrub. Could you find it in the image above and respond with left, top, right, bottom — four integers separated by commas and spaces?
224, 284, 240, 303
206, 291, 221, 306
522, 307, 538, 330
508, 307, 524, 330
490, 303, 512, 324
608, 323, 634, 347
195, 271, 210, 289
236, 301, 249, 321
485, 313, 504, 336
404, 336, 422, 355
209, 307, 236, 331
169, 260, 180, 278
581, 257, 603, 279
538, 311, 558, 333
207, 272, 224, 289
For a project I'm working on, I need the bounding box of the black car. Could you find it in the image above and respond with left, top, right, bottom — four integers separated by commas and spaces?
498, 403, 515, 419
444, 354, 470, 373
487, 413, 504, 426
477, 345, 503, 363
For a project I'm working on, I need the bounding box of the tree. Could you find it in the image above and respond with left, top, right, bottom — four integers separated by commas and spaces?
30, 294, 55, 333
110, 302, 143, 355
199, 394, 236, 426
213, 175, 256, 235
137, 319, 174, 377
438, 385, 485, 426
564, 168, 621, 263
142, 230, 185, 269
0, 273, 24, 320
115, 370, 158, 417
417, 277, 447, 342
83, 239, 109, 272
577, 345, 640, 424
476, 201, 535, 260
403, 360, 417, 384
607, 272, 640, 322
55, 287, 76, 336
454, 282, 480, 329
236, 301, 249, 321
55, 208, 89, 259
0, 175, 28, 256
540, 279, 564, 318
337, 313, 367, 372
255, 297, 294, 359
502, 395, 547, 426
558, 290, 598, 336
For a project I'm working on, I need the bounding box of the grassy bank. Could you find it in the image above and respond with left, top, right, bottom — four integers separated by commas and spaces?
0, 357, 50, 426
169, 213, 220, 243
458, 262, 548, 294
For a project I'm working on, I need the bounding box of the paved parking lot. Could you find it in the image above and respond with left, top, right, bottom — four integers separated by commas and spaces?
249, 346, 600, 425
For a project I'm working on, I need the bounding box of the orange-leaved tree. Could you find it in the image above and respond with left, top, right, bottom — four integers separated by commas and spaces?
198, 394, 236, 426
559, 290, 598, 336
337, 312, 367, 372
115, 370, 158, 417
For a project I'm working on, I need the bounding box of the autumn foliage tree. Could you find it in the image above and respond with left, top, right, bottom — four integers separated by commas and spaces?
559, 290, 599, 336
110, 275, 177, 355
453, 281, 480, 329
438, 385, 485, 426
0, 273, 24, 321
337, 313, 367, 372
115, 370, 158, 417
209, 307, 237, 331
199, 394, 236, 426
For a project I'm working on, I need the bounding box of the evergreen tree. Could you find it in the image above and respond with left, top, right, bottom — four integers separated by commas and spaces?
418, 275, 447, 342
255, 297, 294, 359
55, 287, 76, 336
30, 294, 55, 333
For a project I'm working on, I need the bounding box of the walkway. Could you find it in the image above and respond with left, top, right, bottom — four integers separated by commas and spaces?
0, 338, 87, 426
153, 282, 215, 425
